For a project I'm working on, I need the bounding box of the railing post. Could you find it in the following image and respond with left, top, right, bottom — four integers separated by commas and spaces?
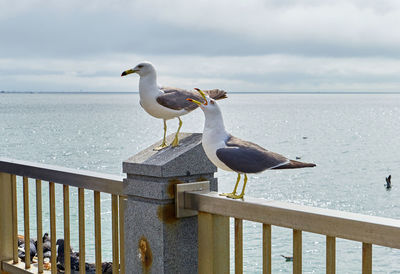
198, 212, 229, 274
0, 172, 14, 269
122, 133, 217, 273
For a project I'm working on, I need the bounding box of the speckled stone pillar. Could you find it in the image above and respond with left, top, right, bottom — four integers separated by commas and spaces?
122, 133, 217, 273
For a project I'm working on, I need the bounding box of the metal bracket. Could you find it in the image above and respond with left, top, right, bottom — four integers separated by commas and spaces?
175, 181, 210, 218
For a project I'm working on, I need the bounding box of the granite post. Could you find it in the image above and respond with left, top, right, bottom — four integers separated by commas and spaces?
122, 133, 217, 273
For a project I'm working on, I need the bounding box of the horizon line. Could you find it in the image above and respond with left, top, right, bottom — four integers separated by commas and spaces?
1, 90, 400, 95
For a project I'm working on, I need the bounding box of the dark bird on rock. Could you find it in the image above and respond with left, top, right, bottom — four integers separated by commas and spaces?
56, 239, 80, 271
18, 238, 37, 263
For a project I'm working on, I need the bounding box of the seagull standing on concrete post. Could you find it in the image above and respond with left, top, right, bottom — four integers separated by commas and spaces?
121, 62, 227, 150
187, 89, 316, 199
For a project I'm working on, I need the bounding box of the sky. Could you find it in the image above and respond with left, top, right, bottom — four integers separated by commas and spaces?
1, 0, 400, 92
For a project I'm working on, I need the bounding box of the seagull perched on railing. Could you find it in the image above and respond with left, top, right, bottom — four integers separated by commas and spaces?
187, 89, 316, 199
121, 62, 227, 150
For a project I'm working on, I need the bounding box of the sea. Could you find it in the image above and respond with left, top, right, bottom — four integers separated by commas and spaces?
1, 92, 400, 273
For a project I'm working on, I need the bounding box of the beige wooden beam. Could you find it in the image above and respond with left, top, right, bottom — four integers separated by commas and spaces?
198, 212, 229, 274
0, 173, 14, 270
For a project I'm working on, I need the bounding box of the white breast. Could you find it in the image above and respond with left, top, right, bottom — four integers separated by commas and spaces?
138, 78, 188, 120
202, 132, 233, 172
140, 96, 188, 120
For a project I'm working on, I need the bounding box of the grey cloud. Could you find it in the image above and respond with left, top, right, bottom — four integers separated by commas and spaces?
2, 5, 400, 60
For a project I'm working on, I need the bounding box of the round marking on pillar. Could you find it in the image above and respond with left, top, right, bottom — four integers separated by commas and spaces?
138, 236, 153, 272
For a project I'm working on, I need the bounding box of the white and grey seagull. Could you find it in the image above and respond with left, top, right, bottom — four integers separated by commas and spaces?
121, 61, 227, 150
187, 89, 316, 199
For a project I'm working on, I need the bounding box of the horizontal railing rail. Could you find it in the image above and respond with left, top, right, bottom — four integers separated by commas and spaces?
0, 157, 124, 195
185, 191, 400, 249
183, 190, 400, 273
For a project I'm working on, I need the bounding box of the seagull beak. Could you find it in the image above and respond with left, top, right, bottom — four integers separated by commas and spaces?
121, 69, 138, 77
194, 88, 208, 105
186, 98, 202, 105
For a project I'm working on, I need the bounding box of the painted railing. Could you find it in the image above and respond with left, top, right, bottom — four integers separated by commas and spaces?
0, 158, 126, 274
182, 190, 400, 273
1, 133, 400, 273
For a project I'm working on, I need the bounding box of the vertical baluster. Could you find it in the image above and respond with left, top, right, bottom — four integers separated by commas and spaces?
78, 188, 85, 274
12, 175, 18, 263
262, 224, 271, 274
63, 185, 71, 274
23, 176, 31, 269
0, 172, 15, 265
293, 229, 302, 274
119, 196, 126, 274
49, 182, 57, 274
235, 218, 243, 274
94, 191, 102, 274
362, 243, 372, 274
112, 194, 119, 273
36, 179, 43, 273
326, 236, 336, 274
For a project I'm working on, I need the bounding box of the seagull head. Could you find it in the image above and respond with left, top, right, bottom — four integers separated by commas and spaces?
121, 61, 155, 77
187, 88, 221, 114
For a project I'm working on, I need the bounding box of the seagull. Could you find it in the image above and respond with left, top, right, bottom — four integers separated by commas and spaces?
121, 61, 227, 150
187, 89, 316, 199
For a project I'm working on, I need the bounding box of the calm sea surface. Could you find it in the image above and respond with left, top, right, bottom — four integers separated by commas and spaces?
1, 93, 400, 273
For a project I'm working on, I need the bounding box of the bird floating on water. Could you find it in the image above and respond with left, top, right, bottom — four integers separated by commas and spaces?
187, 89, 316, 199
121, 62, 227, 150
385, 175, 392, 189
281, 254, 293, 262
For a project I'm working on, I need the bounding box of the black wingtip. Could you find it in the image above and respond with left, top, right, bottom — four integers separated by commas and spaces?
121, 71, 127, 77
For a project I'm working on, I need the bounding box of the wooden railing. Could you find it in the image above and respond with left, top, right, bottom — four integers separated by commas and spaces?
2, 154, 400, 273
184, 191, 400, 274
0, 158, 126, 274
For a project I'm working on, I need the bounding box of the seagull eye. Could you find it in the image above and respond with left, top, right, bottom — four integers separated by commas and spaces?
138, 65, 143, 68
210, 100, 215, 105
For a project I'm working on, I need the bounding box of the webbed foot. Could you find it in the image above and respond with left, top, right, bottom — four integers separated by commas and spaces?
226, 193, 244, 199
153, 143, 168, 151
219, 192, 235, 197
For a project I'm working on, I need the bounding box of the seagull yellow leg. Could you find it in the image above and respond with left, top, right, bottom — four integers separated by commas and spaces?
229, 174, 247, 199
171, 117, 183, 147
154, 119, 168, 151
220, 174, 241, 197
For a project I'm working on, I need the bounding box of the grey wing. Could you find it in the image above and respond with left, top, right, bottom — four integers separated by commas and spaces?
216, 146, 288, 173
157, 87, 204, 111
216, 136, 289, 173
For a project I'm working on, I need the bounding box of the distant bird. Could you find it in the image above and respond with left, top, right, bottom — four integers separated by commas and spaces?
187, 89, 316, 199
281, 255, 293, 262
18, 238, 36, 263
56, 239, 80, 271
84, 262, 113, 273
42, 233, 51, 256
385, 175, 392, 189
121, 61, 227, 150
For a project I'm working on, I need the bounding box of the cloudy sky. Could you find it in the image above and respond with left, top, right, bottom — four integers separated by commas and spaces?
1, 0, 400, 92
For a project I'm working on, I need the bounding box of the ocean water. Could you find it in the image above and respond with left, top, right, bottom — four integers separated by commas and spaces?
1, 92, 400, 273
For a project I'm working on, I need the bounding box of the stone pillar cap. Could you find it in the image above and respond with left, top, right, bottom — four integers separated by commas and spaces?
123, 133, 217, 178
